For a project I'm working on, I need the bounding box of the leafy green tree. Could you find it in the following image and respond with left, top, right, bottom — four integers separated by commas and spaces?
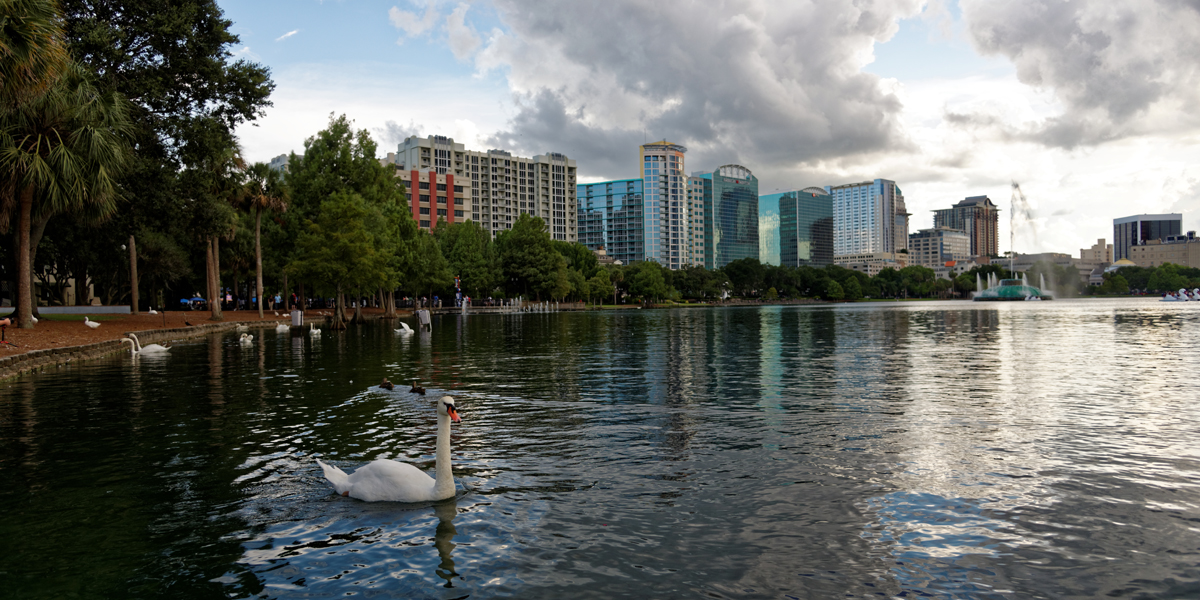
764, 286, 778, 300
284, 114, 414, 309
1099, 272, 1129, 295
842, 277, 862, 301
1, 63, 132, 327
62, 0, 274, 310
722, 257, 764, 297
409, 229, 452, 305
434, 219, 496, 300
288, 191, 390, 327
551, 240, 600, 279
1147, 263, 1189, 292
627, 260, 669, 303
822, 278, 844, 301
899, 265, 936, 297
495, 213, 565, 300
586, 267, 611, 306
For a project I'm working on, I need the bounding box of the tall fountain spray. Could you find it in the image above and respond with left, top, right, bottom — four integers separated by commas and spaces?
976, 273, 983, 294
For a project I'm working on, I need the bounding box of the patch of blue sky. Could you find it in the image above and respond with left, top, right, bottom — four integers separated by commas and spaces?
218, 1, 503, 81
865, 6, 1012, 81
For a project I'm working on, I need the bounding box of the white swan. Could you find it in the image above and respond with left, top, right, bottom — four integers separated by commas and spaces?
84, 316, 100, 329
235, 323, 249, 332
127, 333, 170, 354
239, 332, 254, 345
275, 322, 289, 333
394, 321, 414, 335
309, 323, 321, 337
148, 307, 158, 315
317, 396, 462, 502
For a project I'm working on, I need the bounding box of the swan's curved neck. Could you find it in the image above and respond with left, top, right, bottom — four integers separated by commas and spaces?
433, 412, 454, 499
122, 338, 137, 354
128, 334, 142, 351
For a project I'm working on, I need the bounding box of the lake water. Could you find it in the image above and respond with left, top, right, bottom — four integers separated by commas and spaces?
2, 299, 1199, 599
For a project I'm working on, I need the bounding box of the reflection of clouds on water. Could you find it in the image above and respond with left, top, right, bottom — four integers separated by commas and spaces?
862, 491, 1023, 598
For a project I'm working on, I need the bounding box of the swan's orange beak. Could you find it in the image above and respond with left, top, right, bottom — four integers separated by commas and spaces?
447, 405, 461, 423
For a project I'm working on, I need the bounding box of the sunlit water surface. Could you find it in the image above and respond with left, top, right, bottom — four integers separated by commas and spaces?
2, 300, 1199, 599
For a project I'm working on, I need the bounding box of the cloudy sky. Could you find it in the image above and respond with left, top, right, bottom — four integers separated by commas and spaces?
220, 0, 1200, 255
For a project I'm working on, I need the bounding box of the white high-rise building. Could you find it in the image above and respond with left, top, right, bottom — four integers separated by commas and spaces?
640, 141, 688, 268
395, 135, 577, 240
827, 179, 909, 257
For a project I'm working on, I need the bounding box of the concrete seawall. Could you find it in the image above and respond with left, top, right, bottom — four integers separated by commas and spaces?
0, 322, 239, 382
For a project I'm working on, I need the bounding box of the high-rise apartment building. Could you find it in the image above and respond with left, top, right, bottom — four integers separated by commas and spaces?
640, 141, 689, 268
933, 196, 999, 258
577, 179, 644, 266
827, 179, 908, 257
908, 226, 971, 268
693, 165, 759, 269
686, 175, 708, 267
759, 187, 833, 267
394, 135, 576, 239
1113, 214, 1182, 261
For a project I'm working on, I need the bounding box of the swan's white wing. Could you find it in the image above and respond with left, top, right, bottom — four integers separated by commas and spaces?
345, 459, 437, 502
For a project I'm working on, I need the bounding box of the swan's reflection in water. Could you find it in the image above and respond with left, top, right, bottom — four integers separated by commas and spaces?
232, 490, 475, 597
432, 498, 460, 588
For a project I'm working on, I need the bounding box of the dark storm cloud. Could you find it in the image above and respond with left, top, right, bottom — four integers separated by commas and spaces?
478, 0, 922, 184
960, 0, 1200, 148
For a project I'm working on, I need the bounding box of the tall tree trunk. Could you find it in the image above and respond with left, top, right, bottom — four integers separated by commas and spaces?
129, 234, 139, 314
333, 285, 347, 330
74, 252, 89, 306
281, 272, 288, 312
16, 187, 34, 329
25, 212, 51, 318
298, 282, 304, 313
209, 238, 223, 321
255, 208, 264, 318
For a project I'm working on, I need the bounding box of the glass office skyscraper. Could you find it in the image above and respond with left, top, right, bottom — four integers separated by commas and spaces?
1113, 213, 1183, 261
694, 165, 759, 269
577, 179, 645, 266
759, 187, 833, 267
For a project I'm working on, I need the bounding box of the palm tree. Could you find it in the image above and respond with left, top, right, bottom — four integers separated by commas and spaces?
0, 0, 69, 108
243, 162, 287, 317
0, 61, 132, 328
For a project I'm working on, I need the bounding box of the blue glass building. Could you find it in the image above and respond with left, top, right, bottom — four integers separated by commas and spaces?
695, 165, 758, 269
759, 187, 833, 267
577, 179, 645, 265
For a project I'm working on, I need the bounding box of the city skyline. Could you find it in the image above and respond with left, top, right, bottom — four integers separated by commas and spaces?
220, 0, 1200, 256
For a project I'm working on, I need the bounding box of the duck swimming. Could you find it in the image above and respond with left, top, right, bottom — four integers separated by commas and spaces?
409, 380, 426, 395
379, 378, 394, 391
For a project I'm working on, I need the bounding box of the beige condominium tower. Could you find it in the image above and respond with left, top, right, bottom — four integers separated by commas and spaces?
392, 135, 577, 240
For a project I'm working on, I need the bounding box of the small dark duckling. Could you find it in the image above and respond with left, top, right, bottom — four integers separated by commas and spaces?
379, 378, 394, 391
409, 380, 426, 395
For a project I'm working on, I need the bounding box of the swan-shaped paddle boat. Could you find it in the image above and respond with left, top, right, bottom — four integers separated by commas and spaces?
394, 321, 414, 335
239, 332, 254, 345
317, 396, 462, 502
84, 316, 100, 329
124, 333, 170, 354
